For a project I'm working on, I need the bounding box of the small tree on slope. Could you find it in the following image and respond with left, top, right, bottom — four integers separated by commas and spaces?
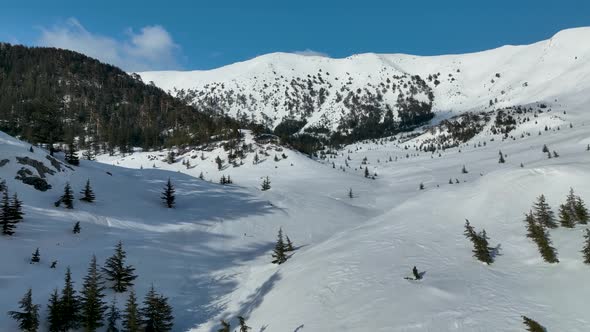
217, 320, 230, 332
140, 285, 174, 332
238, 316, 251, 332
102, 241, 137, 292
65, 143, 80, 166
47, 289, 61, 332
271, 228, 287, 264
80, 255, 107, 331
60, 183, 75, 209
582, 229, 590, 265
522, 316, 545, 332
161, 178, 175, 208
463, 220, 493, 264
1, 191, 16, 235
261, 177, 271, 191
60, 267, 81, 331
11, 193, 24, 223
80, 179, 95, 203
532, 194, 557, 228
30, 248, 40, 263
105, 298, 121, 332
122, 290, 141, 332
524, 212, 559, 263
8, 288, 39, 332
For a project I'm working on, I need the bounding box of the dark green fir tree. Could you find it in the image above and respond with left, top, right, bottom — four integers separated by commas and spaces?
140, 285, 174, 332
161, 178, 175, 208
80, 180, 96, 203
102, 241, 137, 292
80, 255, 107, 332
8, 288, 39, 332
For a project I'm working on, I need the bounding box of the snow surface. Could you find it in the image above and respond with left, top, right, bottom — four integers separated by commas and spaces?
2, 27, 590, 331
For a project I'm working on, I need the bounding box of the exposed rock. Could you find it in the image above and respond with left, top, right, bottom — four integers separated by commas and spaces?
15, 167, 52, 191
16, 156, 55, 178
0, 159, 9, 167
45, 155, 63, 172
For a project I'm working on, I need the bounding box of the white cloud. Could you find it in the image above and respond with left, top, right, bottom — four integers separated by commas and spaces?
37, 18, 181, 71
292, 49, 330, 57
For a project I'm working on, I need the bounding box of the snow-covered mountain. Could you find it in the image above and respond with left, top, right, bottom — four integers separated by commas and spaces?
3, 26, 590, 332
139, 27, 590, 139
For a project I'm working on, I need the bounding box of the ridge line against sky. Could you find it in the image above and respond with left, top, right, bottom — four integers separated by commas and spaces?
1, 0, 589, 71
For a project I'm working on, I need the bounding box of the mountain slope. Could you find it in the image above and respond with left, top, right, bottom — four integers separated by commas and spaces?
139, 27, 590, 142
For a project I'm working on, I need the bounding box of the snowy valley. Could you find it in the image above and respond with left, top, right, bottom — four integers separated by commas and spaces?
1, 27, 590, 332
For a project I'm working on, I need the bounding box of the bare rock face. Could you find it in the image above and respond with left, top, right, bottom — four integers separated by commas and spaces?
0, 159, 9, 167
16, 157, 56, 178
15, 167, 52, 192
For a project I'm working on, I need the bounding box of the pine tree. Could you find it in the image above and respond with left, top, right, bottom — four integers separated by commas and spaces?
582, 229, 590, 265
60, 267, 81, 331
215, 156, 223, 170
261, 177, 271, 191
61, 183, 75, 209
1, 190, 16, 235
575, 196, 589, 224
198, 172, 204, 180
348, 188, 353, 198
73, 221, 81, 234
542, 144, 549, 153
29, 146, 34, 153
122, 290, 141, 332
65, 143, 80, 166
532, 194, 557, 228
253, 152, 259, 164
364, 167, 369, 178
285, 235, 294, 252
140, 286, 174, 332
8, 288, 39, 332
498, 150, 505, 163
464, 220, 493, 264
161, 178, 175, 208
271, 228, 287, 264
217, 320, 230, 332
419, 182, 424, 190
80, 255, 107, 331
105, 298, 120, 332
237, 316, 251, 332
47, 289, 62, 332
461, 165, 468, 174
30, 248, 40, 263
11, 193, 24, 223
102, 241, 137, 292
522, 316, 545, 332
558, 204, 575, 228
80, 180, 95, 203
524, 212, 559, 263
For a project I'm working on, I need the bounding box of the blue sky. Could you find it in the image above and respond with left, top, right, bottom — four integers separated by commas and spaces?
1, 0, 589, 71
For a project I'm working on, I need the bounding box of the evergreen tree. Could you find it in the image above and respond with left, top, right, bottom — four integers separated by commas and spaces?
558, 204, 575, 228
464, 220, 493, 264
30, 248, 40, 264
11, 193, 24, 223
253, 152, 259, 164
285, 235, 294, 252
261, 177, 271, 191
215, 156, 223, 170
349, 188, 353, 198
272, 228, 287, 264
80, 180, 95, 203
237, 316, 251, 332
161, 178, 175, 208
582, 229, 590, 265
73, 221, 81, 234
461, 165, 468, 174
524, 212, 559, 263
80, 255, 107, 332
65, 143, 80, 166
8, 288, 39, 332
364, 167, 369, 178
60, 183, 75, 209
140, 286, 174, 332
105, 298, 121, 332
575, 196, 589, 224
419, 182, 425, 190
29, 146, 34, 153
198, 172, 204, 180
1, 190, 16, 235
47, 289, 62, 332
542, 144, 549, 153
532, 195, 557, 228
122, 290, 141, 332
217, 320, 230, 332
522, 316, 545, 332
60, 267, 81, 331
102, 241, 137, 293
498, 150, 505, 163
